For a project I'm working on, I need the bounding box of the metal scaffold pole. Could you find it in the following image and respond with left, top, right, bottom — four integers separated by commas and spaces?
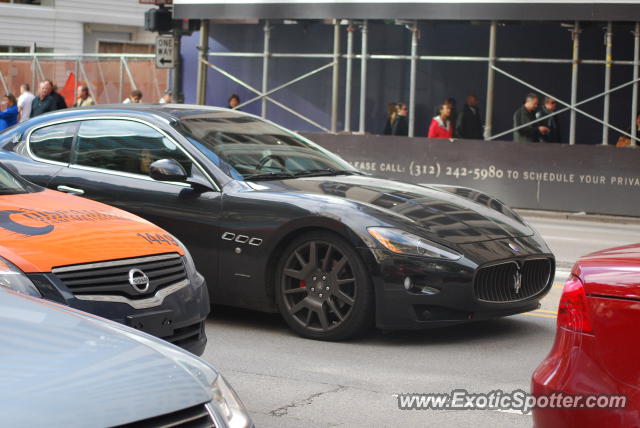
331, 19, 340, 133
632, 22, 639, 147
344, 20, 354, 132
569, 21, 581, 145
359, 20, 368, 134
196, 19, 209, 105
408, 21, 418, 138
118, 56, 124, 103
602, 22, 613, 145
484, 21, 497, 140
261, 20, 271, 118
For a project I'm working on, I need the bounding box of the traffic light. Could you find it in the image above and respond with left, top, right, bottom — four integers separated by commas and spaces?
144, 6, 172, 33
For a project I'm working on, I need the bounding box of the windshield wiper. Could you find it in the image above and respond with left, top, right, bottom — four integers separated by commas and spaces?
244, 171, 296, 181
292, 168, 360, 177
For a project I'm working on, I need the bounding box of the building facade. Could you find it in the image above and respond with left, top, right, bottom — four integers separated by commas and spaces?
0, 0, 153, 54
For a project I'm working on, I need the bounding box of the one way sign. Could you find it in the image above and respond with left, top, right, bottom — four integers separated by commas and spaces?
156, 35, 174, 69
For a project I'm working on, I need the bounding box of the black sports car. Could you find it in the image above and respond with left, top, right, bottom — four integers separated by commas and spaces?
0, 105, 554, 340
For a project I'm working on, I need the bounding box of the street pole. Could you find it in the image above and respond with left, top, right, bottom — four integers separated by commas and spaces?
344, 20, 354, 132
632, 22, 639, 147
602, 22, 612, 145
484, 21, 497, 140
569, 22, 580, 145
331, 19, 340, 133
196, 19, 209, 105
261, 20, 271, 118
359, 20, 368, 134
408, 21, 418, 138
172, 28, 183, 103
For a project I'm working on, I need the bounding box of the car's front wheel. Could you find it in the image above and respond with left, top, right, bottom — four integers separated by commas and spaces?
275, 231, 373, 340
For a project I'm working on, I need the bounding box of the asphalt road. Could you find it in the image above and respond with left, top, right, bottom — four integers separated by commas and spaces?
200, 213, 640, 428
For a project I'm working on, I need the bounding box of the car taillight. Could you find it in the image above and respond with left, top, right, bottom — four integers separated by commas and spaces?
557, 275, 593, 334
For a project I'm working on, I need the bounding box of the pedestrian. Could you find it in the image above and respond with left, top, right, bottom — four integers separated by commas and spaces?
427, 103, 453, 139
444, 97, 458, 137
383, 102, 398, 135
0, 94, 19, 131
17, 83, 35, 123
73, 85, 95, 107
536, 97, 561, 143
228, 94, 240, 109
616, 113, 640, 147
513, 93, 548, 142
30, 80, 58, 118
456, 94, 484, 140
158, 89, 172, 104
393, 103, 409, 136
49, 82, 67, 110
123, 89, 143, 104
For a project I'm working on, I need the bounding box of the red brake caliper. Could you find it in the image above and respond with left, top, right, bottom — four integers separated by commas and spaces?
299, 280, 306, 288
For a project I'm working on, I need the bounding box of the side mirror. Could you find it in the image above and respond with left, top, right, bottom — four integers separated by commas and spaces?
149, 159, 187, 182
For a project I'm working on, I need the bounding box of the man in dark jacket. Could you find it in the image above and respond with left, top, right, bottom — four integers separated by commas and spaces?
456, 94, 484, 139
536, 97, 562, 143
513, 93, 549, 142
49, 81, 67, 110
393, 103, 409, 136
30, 81, 58, 118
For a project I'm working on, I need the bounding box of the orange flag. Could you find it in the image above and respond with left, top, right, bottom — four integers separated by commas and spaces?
60, 72, 76, 107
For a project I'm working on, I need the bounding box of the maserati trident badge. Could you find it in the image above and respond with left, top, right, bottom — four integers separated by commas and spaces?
512, 266, 522, 294
508, 242, 522, 253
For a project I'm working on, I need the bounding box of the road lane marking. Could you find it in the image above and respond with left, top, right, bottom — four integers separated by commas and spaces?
523, 312, 557, 319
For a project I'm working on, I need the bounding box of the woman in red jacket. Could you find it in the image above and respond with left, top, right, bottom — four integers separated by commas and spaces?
427, 103, 453, 139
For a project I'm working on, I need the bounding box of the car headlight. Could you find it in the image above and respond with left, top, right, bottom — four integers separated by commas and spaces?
0, 257, 42, 297
367, 227, 462, 260
207, 375, 253, 428
172, 235, 198, 276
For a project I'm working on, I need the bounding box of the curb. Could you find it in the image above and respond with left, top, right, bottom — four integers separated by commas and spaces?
516, 209, 640, 225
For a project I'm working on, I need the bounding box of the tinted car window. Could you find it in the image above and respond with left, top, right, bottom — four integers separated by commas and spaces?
175, 114, 356, 179
29, 122, 75, 163
75, 119, 192, 176
0, 164, 38, 195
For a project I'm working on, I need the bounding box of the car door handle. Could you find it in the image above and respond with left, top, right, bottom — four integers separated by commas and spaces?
57, 185, 85, 196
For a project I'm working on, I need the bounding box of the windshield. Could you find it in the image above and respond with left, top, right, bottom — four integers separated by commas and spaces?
0, 164, 35, 195
175, 113, 359, 180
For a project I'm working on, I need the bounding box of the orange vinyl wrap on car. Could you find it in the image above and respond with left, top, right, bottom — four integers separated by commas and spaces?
0, 189, 184, 273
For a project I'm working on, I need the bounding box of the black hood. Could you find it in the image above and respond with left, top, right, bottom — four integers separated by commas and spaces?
245, 175, 535, 245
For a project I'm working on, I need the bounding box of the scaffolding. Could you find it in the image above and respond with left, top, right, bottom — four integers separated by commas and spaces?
0, 53, 170, 106
195, 19, 640, 147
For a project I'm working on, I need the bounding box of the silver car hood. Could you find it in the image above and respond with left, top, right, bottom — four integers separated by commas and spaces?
0, 288, 216, 428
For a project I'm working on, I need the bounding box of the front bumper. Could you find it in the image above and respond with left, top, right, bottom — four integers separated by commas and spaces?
359, 236, 554, 330
27, 270, 210, 356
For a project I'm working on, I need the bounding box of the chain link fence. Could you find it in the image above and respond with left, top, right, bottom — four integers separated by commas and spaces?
0, 54, 169, 105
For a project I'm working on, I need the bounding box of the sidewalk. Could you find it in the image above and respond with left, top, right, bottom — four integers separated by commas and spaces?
516, 208, 640, 225
520, 210, 640, 270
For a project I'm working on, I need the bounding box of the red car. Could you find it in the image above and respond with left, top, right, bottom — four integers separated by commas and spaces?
531, 244, 640, 427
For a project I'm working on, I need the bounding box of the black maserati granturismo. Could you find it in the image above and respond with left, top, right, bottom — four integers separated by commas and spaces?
0, 105, 554, 340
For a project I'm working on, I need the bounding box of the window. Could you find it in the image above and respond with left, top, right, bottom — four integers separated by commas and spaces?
176, 114, 356, 179
75, 120, 192, 177
0, 165, 33, 195
29, 122, 75, 163
0, 1, 55, 6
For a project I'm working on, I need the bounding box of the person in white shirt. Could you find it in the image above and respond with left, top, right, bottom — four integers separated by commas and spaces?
17, 83, 35, 122
123, 89, 143, 104
158, 89, 172, 104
